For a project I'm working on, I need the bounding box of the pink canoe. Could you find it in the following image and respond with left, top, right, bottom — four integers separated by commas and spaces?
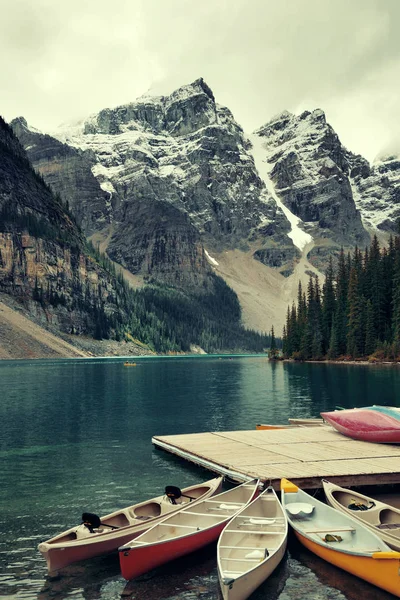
321, 406, 400, 443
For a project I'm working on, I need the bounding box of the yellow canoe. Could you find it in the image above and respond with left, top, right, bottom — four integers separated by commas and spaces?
281, 478, 400, 597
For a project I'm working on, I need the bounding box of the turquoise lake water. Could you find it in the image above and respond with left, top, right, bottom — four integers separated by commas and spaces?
1, 356, 400, 599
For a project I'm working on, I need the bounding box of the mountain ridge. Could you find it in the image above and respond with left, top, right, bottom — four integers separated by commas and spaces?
9, 78, 400, 338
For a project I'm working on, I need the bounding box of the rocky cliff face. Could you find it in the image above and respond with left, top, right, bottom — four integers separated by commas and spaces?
347, 152, 400, 233
0, 117, 128, 336
11, 117, 110, 236
12, 78, 294, 283
254, 109, 371, 268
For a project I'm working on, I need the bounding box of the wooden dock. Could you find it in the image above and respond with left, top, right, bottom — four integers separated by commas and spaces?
152, 426, 400, 489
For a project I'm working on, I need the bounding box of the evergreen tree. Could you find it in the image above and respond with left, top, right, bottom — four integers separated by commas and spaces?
365, 235, 384, 341
302, 278, 315, 359
327, 313, 340, 359
310, 276, 323, 359
364, 299, 376, 356
268, 326, 279, 359
322, 256, 336, 354
346, 266, 365, 358
381, 237, 395, 340
282, 325, 287, 357
391, 241, 400, 356
297, 282, 308, 357
335, 248, 349, 356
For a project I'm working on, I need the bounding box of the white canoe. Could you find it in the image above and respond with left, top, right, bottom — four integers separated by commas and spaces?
217, 486, 288, 600
323, 479, 400, 551
119, 479, 260, 580
281, 478, 400, 598
38, 476, 222, 574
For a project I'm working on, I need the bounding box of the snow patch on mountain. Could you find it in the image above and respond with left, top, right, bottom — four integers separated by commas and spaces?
248, 133, 313, 251
205, 250, 219, 266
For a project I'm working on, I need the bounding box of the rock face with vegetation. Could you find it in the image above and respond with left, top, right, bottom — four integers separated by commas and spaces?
0, 117, 131, 339
0, 116, 270, 354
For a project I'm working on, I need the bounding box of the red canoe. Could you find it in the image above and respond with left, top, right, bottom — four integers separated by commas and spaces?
321, 406, 400, 443
119, 478, 260, 580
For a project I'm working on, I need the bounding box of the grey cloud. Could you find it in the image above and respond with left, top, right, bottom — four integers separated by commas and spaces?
1, 0, 399, 160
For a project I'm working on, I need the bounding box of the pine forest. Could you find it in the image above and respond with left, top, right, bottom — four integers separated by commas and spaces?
282, 235, 400, 362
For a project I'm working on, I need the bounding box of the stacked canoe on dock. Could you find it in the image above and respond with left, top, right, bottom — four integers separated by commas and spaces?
321, 405, 400, 443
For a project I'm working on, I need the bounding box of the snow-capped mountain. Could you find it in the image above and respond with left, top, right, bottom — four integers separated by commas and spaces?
12, 78, 295, 289
348, 152, 400, 232
10, 78, 400, 332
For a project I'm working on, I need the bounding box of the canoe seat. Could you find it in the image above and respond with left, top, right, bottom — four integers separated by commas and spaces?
227, 529, 279, 535
220, 545, 273, 550
222, 572, 242, 580
286, 503, 314, 516
222, 555, 266, 562
245, 549, 268, 559
304, 527, 356, 533
205, 500, 244, 505
133, 502, 162, 519
377, 523, 400, 530
247, 518, 276, 525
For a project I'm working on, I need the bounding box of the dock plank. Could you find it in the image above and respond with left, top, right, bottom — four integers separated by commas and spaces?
152, 427, 400, 489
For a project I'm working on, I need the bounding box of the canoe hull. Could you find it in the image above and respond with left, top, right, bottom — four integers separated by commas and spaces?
295, 531, 400, 597
321, 406, 400, 443
256, 419, 324, 430
39, 528, 147, 574
119, 479, 260, 581
38, 477, 222, 573
217, 486, 288, 600
120, 521, 226, 580
281, 478, 400, 598
322, 479, 400, 552
219, 543, 286, 600
288, 418, 324, 426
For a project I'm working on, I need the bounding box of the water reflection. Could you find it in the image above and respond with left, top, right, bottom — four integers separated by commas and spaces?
284, 362, 400, 418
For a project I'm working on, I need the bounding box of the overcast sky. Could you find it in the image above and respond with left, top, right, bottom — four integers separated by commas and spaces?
1, 0, 399, 161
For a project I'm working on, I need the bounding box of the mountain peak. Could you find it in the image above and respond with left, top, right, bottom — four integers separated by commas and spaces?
10, 116, 28, 130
